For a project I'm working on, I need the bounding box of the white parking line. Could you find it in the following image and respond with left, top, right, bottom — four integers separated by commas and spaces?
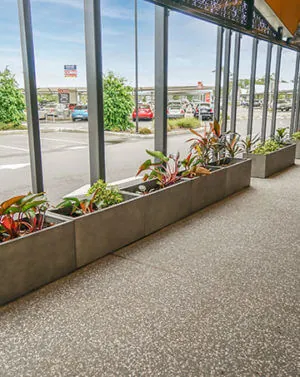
68, 146, 87, 150
0, 163, 29, 170
41, 137, 87, 145
0, 144, 29, 152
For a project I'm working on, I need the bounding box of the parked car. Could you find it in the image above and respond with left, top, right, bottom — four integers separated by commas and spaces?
72, 105, 88, 121
277, 100, 292, 111
43, 103, 59, 117
194, 102, 213, 120
253, 100, 261, 107
167, 102, 185, 118
132, 104, 154, 121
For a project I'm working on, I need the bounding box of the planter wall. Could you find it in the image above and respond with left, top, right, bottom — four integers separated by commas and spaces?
223, 158, 252, 197
0, 216, 75, 306
52, 193, 145, 268
296, 140, 300, 159
243, 144, 296, 178
123, 180, 192, 236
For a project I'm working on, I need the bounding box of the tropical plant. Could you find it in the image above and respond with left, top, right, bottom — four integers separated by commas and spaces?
224, 134, 242, 158
181, 153, 211, 178
274, 127, 290, 145
136, 150, 181, 188
187, 128, 213, 166
0, 193, 49, 243
0, 67, 25, 127
292, 131, 300, 140
56, 191, 100, 217
240, 134, 260, 153
103, 71, 134, 131
87, 180, 123, 208
253, 139, 281, 155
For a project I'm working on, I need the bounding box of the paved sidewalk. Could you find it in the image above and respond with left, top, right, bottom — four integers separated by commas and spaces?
0, 162, 299, 377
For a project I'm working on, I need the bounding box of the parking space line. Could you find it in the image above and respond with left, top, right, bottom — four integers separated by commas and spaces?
41, 137, 87, 145
0, 144, 29, 152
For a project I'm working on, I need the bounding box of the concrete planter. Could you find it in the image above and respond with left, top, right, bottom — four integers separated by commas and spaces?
0, 215, 75, 306
122, 180, 192, 236
295, 140, 300, 159
51, 193, 145, 268
243, 144, 296, 178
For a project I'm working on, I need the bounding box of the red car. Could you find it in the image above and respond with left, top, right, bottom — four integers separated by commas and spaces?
132, 104, 154, 121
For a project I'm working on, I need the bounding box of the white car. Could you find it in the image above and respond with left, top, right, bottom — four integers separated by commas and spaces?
167, 102, 185, 118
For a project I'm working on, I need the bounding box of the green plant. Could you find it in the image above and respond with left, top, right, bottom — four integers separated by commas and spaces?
87, 180, 123, 208
253, 139, 281, 155
292, 131, 300, 140
103, 71, 134, 131
0, 122, 27, 131
0, 193, 49, 243
0, 67, 25, 127
181, 153, 211, 178
275, 127, 289, 145
56, 191, 100, 217
138, 127, 152, 135
224, 134, 242, 158
168, 118, 200, 129
240, 134, 260, 153
136, 150, 181, 188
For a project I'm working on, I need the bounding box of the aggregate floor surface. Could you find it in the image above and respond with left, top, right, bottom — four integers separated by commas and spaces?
1, 162, 299, 377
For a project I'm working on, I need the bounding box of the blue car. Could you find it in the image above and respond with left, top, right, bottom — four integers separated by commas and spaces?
72, 105, 88, 121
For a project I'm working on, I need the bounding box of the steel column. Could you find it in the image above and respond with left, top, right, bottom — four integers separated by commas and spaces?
17, 0, 43, 193
247, 38, 258, 137
230, 32, 241, 132
294, 72, 300, 132
290, 52, 300, 135
134, 0, 139, 133
261, 42, 273, 142
154, 6, 168, 155
214, 26, 223, 123
222, 28, 231, 132
270, 45, 282, 137
84, 0, 105, 183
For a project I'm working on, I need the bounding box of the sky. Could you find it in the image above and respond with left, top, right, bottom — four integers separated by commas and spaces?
0, 0, 297, 89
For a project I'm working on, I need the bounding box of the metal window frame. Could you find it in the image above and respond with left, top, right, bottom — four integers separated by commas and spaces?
230, 32, 241, 133
17, 0, 44, 193
247, 38, 259, 137
214, 26, 223, 123
84, 0, 106, 184
294, 71, 300, 132
134, 0, 139, 133
154, 5, 168, 155
261, 42, 273, 143
270, 45, 282, 137
290, 52, 300, 135
222, 28, 232, 133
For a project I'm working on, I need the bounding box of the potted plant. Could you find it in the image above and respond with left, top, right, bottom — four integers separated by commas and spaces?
122, 150, 192, 235
51, 180, 145, 267
292, 131, 300, 159
242, 128, 296, 178
0, 193, 75, 305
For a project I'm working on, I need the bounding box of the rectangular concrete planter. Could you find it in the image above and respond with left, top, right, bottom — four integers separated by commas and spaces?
51, 193, 145, 268
122, 180, 192, 236
0, 215, 76, 306
243, 144, 296, 178
295, 140, 300, 159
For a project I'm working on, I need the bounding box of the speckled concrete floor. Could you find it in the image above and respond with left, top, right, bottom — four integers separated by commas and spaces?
1, 163, 299, 377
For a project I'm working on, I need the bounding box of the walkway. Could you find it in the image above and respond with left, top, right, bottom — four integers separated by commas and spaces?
1, 162, 299, 377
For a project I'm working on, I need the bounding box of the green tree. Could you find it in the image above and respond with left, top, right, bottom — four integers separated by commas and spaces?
37, 93, 58, 105
103, 72, 134, 131
0, 67, 25, 126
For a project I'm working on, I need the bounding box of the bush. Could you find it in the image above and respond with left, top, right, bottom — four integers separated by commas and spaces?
253, 140, 281, 155
168, 117, 200, 130
292, 131, 300, 141
87, 179, 123, 209
139, 127, 152, 135
0, 122, 27, 131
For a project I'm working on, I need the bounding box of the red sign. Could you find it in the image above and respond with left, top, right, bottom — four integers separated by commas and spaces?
58, 88, 69, 94
197, 81, 204, 89
64, 65, 77, 78
205, 92, 211, 103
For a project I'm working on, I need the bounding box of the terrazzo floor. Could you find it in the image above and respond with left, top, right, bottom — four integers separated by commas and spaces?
1, 162, 299, 377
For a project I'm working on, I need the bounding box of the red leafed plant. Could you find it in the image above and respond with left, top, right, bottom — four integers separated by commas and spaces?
136, 150, 182, 188
0, 193, 49, 243
181, 152, 211, 178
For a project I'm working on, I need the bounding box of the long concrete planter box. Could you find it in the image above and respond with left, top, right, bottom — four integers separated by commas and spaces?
0, 215, 75, 306
243, 144, 296, 178
295, 140, 300, 159
51, 193, 145, 268
122, 180, 192, 236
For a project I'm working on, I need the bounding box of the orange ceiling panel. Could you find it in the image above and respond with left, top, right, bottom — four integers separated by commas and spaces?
265, 0, 300, 35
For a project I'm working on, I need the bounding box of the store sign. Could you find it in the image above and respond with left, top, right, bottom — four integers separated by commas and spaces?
64, 65, 77, 78
197, 81, 204, 89
205, 92, 211, 103
58, 92, 70, 104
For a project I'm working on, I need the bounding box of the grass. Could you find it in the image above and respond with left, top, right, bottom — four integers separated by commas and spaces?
168, 117, 201, 130
138, 127, 152, 135
0, 122, 27, 131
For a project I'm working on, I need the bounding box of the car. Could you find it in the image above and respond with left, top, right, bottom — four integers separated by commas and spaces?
72, 105, 88, 121
277, 100, 292, 111
253, 100, 261, 107
194, 102, 213, 120
132, 104, 154, 121
43, 103, 59, 117
167, 102, 185, 118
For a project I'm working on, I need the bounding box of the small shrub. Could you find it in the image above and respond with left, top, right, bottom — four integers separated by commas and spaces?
139, 127, 152, 135
87, 179, 123, 208
292, 131, 300, 140
168, 118, 200, 129
0, 122, 27, 131
253, 140, 281, 155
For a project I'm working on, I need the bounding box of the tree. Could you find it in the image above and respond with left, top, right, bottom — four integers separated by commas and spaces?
37, 93, 58, 105
0, 67, 25, 126
103, 72, 134, 131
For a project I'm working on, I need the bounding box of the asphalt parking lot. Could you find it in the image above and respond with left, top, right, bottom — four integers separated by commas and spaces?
0, 110, 292, 203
